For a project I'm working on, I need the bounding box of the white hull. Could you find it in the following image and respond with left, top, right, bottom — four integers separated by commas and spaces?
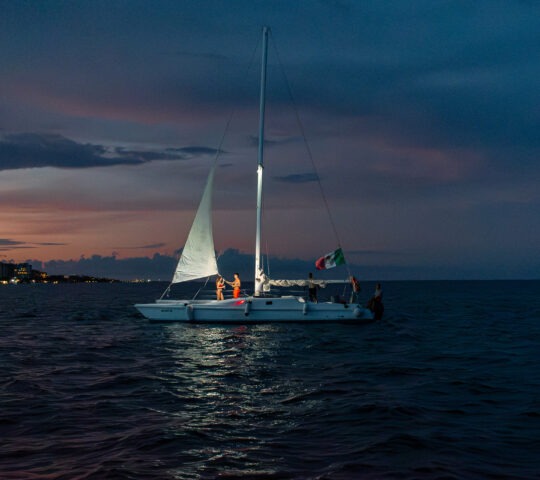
134, 296, 374, 323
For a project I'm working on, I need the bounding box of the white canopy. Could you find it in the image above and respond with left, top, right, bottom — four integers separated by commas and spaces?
172, 165, 219, 283
257, 271, 348, 292
268, 279, 349, 288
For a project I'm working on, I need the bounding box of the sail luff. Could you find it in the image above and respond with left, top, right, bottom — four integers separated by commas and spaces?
172, 164, 219, 283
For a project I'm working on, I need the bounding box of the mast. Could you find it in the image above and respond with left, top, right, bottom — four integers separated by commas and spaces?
254, 26, 269, 296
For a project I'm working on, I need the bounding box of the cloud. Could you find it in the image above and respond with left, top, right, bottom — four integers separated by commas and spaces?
28, 249, 332, 280
42, 253, 177, 280
0, 133, 139, 170
166, 146, 224, 156
0, 133, 223, 171
273, 173, 319, 183
34, 242, 68, 246
0, 238, 67, 250
26, 247, 535, 281
0, 238, 25, 246
114, 147, 185, 162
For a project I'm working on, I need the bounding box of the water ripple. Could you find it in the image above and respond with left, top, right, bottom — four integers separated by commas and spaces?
1, 281, 539, 479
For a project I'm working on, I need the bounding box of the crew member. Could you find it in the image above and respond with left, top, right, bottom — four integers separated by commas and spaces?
226, 273, 241, 299
308, 272, 318, 303
349, 276, 361, 304
216, 275, 225, 301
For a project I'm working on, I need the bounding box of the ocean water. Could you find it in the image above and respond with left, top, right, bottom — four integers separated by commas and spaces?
1, 281, 539, 480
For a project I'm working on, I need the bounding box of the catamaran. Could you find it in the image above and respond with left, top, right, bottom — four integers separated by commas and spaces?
135, 27, 375, 323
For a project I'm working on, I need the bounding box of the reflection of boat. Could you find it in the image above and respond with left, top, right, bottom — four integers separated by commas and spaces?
135, 27, 374, 323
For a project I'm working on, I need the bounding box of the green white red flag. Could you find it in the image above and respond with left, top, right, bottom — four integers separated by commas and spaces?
315, 247, 346, 270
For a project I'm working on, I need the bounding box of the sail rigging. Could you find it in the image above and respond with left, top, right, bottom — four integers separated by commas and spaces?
172, 164, 219, 283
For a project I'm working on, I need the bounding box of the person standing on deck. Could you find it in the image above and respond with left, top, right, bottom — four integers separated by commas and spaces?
216, 276, 225, 301
349, 276, 361, 304
308, 272, 318, 303
226, 273, 241, 299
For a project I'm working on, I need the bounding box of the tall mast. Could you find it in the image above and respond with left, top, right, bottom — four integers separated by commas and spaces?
254, 26, 269, 296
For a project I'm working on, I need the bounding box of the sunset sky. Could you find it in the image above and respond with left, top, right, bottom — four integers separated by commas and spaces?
1, 1, 539, 279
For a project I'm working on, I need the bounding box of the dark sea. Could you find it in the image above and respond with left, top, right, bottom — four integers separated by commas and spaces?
1, 281, 539, 480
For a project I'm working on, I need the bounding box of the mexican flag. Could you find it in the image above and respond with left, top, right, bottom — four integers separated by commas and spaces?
315, 247, 346, 270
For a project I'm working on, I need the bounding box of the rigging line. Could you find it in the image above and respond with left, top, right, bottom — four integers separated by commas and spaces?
269, 31, 343, 249
192, 274, 212, 301
270, 32, 353, 280
192, 251, 223, 300
159, 282, 172, 300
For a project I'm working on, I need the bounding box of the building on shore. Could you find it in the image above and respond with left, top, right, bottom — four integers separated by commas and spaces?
14, 263, 32, 279
0, 262, 16, 281
1, 261, 118, 284
1, 262, 34, 282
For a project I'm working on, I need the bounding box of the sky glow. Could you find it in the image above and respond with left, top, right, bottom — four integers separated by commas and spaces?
1, 1, 539, 279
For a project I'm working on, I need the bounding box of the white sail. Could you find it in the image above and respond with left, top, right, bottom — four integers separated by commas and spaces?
172, 165, 219, 283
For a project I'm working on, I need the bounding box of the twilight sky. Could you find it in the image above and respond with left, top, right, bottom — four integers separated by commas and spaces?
1, 1, 539, 279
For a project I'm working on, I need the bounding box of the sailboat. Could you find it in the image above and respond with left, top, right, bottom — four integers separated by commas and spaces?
135, 27, 374, 323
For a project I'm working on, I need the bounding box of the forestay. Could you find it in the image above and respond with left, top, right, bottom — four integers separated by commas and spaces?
172, 165, 219, 283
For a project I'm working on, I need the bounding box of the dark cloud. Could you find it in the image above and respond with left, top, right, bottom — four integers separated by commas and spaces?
30, 247, 537, 281
43, 253, 176, 280
0, 133, 220, 171
166, 146, 224, 156
0, 238, 24, 246
114, 147, 185, 162
0, 239, 67, 250
34, 250, 330, 280
0, 133, 140, 170
34, 242, 68, 246
274, 173, 319, 183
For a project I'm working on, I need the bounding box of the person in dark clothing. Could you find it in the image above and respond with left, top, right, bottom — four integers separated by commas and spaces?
367, 283, 384, 319
308, 272, 318, 303
367, 283, 382, 310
